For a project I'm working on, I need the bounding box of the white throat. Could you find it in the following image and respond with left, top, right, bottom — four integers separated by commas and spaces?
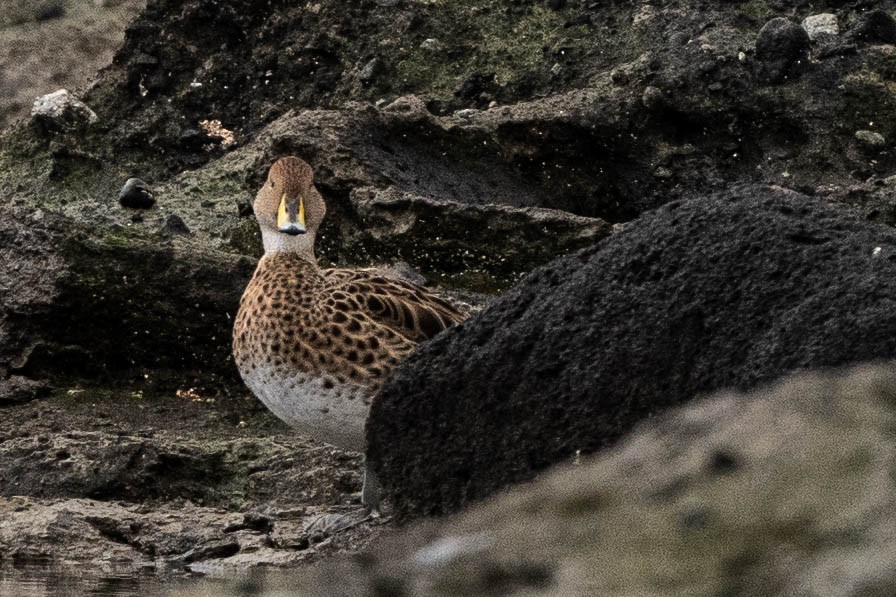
261, 227, 317, 260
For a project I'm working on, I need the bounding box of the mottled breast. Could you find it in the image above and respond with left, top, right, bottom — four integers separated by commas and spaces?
232, 253, 416, 450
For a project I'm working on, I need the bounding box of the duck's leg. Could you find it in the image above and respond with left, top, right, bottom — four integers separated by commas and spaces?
304, 458, 381, 536
361, 459, 382, 517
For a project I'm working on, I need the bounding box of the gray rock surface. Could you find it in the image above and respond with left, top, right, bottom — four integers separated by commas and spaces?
855, 129, 886, 150
30, 89, 98, 131
369, 184, 896, 518
802, 13, 839, 40
0, 376, 49, 405
0, 1, 143, 127
350, 186, 610, 289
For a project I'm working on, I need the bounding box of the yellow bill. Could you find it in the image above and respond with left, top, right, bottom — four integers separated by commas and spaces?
277, 193, 306, 235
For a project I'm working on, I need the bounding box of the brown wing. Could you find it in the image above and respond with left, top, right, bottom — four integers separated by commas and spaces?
322, 268, 466, 342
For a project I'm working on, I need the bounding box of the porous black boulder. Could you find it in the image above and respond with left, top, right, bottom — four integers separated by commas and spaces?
755, 17, 810, 83
368, 184, 896, 518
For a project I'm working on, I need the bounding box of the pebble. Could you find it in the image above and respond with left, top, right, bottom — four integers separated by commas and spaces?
668, 32, 689, 47
359, 58, 382, 86
642, 86, 665, 110
35, 2, 65, 22
801, 14, 838, 40
610, 68, 630, 86
118, 178, 155, 209
755, 18, 810, 83
30, 89, 98, 131
855, 130, 886, 150
419, 38, 442, 51
160, 214, 191, 236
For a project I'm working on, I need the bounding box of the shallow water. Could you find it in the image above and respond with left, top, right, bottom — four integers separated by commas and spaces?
0, 561, 305, 597
0, 560, 207, 597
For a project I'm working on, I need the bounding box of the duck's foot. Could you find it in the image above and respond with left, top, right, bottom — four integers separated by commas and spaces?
302, 460, 385, 537
303, 508, 373, 536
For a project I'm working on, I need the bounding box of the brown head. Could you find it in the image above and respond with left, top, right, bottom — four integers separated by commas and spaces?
254, 156, 326, 258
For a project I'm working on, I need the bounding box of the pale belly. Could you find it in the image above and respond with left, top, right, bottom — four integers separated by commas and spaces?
240, 366, 371, 452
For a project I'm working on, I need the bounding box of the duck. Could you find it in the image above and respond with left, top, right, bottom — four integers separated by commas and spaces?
233, 156, 465, 512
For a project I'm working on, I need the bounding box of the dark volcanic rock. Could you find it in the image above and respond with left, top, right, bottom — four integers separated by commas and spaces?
368, 184, 896, 518
755, 18, 811, 83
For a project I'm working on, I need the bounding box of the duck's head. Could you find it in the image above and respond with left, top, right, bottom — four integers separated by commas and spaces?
254, 156, 326, 256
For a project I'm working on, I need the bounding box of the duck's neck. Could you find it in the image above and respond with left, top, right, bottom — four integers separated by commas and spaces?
261, 228, 317, 262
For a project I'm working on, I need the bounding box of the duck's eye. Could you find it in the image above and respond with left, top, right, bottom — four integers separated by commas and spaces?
270, 180, 275, 188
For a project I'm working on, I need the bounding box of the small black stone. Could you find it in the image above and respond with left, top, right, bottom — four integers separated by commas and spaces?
118, 178, 155, 209
243, 512, 273, 533
680, 507, 711, 531
177, 128, 211, 151
755, 18, 810, 84
160, 214, 191, 236
35, 2, 65, 22
707, 449, 741, 475
237, 202, 254, 217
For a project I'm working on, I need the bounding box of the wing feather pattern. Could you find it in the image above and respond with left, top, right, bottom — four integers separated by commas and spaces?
321, 269, 465, 342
